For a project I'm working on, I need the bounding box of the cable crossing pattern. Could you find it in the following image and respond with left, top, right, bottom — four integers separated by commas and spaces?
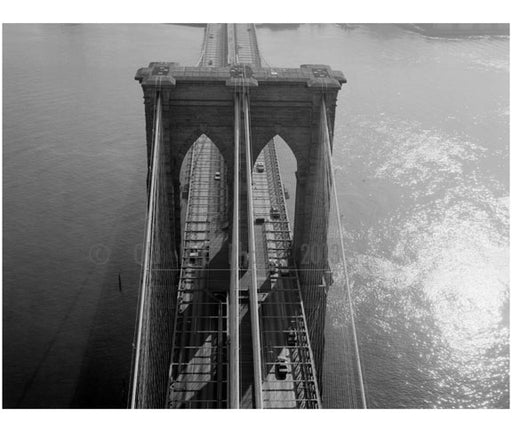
130, 93, 181, 408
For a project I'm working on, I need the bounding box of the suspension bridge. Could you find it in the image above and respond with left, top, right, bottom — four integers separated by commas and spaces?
129, 23, 365, 409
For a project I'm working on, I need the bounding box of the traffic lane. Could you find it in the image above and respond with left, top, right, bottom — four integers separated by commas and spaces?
260, 276, 296, 408
170, 142, 225, 407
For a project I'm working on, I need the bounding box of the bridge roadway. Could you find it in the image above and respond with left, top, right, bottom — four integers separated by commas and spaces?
166, 24, 320, 408
253, 142, 320, 408
168, 136, 228, 408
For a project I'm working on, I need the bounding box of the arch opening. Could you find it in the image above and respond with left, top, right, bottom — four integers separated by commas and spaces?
178, 133, 230, 287
168, 134, 230, 407
252, 135, 297, 230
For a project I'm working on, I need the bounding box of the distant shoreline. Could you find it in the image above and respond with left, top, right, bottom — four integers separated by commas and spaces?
397, 23, 509, 37
168, 23, 510, 38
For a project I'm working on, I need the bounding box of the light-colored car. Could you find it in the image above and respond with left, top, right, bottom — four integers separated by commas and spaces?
268, 260, 277, 275
256, 162, 265, 172
188, 249, 200, 265
280, 259, 290, 276
214, 171, 221, 180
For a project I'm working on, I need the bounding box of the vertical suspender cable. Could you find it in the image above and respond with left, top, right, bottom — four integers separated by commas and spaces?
131, 92, 162, 408
229, 92, 241, 408
243, 92, 264, 408
320, 98, 367, 408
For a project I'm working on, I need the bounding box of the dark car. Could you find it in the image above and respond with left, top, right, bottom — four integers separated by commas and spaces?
286, 328, 298, 346
275, 356, 290, 380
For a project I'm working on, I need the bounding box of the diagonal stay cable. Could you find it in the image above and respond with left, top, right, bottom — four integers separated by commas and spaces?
320, 97, 367, 409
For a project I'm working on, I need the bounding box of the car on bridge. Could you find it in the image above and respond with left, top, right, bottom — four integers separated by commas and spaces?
286, 327, 298, 346
240, 252, 249, 270
276, 356, 290, 380
189, 249, 199, 263
268, 260, 278, 277
279, 259, 290, 276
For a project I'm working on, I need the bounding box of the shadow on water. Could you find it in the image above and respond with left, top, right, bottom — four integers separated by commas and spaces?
70, 194, 144, 407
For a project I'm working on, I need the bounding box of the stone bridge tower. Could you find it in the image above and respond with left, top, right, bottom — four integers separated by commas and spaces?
135, 62, 346, 385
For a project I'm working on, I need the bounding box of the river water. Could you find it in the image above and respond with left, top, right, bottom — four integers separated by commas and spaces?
2, 24, 508, 408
